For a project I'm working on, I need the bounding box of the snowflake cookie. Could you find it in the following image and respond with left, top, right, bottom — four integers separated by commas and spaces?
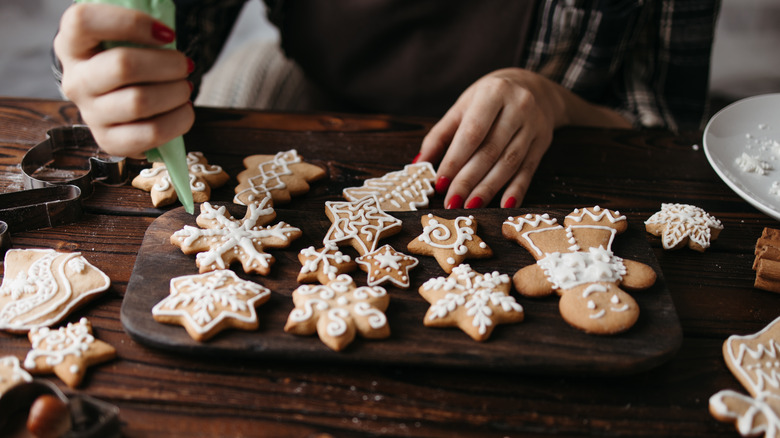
709, 315, 780, 437
418, 264, 523, 342
171, 200, 301, 275
297, 244, 357, 284
152, 270, 271, 342
24, 318, 116, 388
407, 214, 492, 273
0, 355, 32, 396
132, 151, 229, 207
645, 203, 723, 252
342, 162, 436, 211
0, 248, 111, 333
502, 206, 656, 335
284, 274, 390, 351
356, 244, 419, 289
234, 149, 326, 206
323, 195, 403, 256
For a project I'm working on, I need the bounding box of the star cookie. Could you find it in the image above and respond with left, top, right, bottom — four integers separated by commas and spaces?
0, 355, 32, 396
356, 244, 418, 289
297, 244, 357, 284
418, 264, 523, 341
284, 274, 390, 351
132, 151, 230, 207
323, 195, 403, 256
23, 318, 116, 388
171, 200, 301, 275
645, 203, 723, 251
0, 248, 111, 333
342, 162, 436, 211
152, 270, 271, 342
234, 149, 326, 206
407, 214, 492, 273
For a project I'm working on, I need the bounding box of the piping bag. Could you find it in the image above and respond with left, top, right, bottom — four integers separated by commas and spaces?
75, 0, 194, 214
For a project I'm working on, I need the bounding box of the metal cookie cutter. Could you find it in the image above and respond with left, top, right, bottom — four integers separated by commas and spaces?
0, 126, 126, 259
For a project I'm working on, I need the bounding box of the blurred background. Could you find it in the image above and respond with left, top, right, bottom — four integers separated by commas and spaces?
1, 0, 777, 117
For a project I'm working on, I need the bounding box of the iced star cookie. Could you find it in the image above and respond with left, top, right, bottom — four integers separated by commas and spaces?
356, 244, 419, 289
24, 318, 116, 388
0, 355, 32, 396
407, 214, 492, 273
323, 195, 403, 256
171, 200, 301, 275
645, 203, 723, 251
152, 270, 271, 342
0, 248, 111, 333
132, 151, 230, 207
503, 207, 656, 335
418, 264, 523, 341
297, 244, 357, 284
284, 274, 390, 351
342, 162, 436, 211
234, 149, 326, 206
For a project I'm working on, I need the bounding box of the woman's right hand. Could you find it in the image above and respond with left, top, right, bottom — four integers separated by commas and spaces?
53, 3, 194, 158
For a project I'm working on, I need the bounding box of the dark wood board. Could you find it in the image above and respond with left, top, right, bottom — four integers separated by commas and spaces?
121, 203, 681, 374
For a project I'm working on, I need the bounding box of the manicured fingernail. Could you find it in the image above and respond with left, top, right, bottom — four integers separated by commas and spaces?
186, 58, 195, 74
412, 153, 421, 164
435, 176, 450, 194
465, 197, 483, 209
503, 197, 517, 209
151, 21, 175, 43
446, 195, 464, 209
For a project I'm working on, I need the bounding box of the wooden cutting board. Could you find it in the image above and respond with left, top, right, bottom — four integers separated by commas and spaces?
121, 204, 681, 374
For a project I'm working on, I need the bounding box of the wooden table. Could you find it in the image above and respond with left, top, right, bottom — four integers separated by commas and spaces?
0, 97, 777, 437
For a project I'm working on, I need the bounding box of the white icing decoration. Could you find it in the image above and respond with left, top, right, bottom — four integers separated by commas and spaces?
323, 196, 402, 255
418, 216, 475, 255
342, 162, 436, 211
299, 244, 352, 282
234, 149, 301, 205
24, 318, 94, 371
536, 247, 626, 290
645, 203, 723, 250
725, 315, 780, 396
709, 390, 780, 437
565, 206, 626, 224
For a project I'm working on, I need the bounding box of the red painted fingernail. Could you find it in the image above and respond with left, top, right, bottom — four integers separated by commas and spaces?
151, 21, 175, 43
186, 58, 195, 74
503, 197, 517, 209
412, 153, 421, 164
435, 176, 450, 194
446, 195, 464, 209
465, 197, 483, 209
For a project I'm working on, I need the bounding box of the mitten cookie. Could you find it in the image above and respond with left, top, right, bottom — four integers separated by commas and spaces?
407, 214, 492, 273
132, 151, 229, 207
234, 149, 326, 206
645, 203, 723, 251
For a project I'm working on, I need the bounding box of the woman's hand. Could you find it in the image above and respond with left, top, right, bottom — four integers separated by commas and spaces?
417, 68, 630, 208
53, 3, 194, 158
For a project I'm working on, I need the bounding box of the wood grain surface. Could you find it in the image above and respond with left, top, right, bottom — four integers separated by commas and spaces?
1, 98, 779, 437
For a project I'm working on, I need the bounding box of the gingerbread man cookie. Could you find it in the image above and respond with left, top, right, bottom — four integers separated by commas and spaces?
152, 270, 272, 342
0, 248, 111, 333
284, 274, 390, 351
0, 355, 32, 396
234, 149, 326, 206
407, 214, 492, 273
418, 264, 523, 341
645, 203, 723, 251
171, 200, 301, 275
502, 206, 656, 335
323, 195, 403, 256
356, 244, 419, 289
342, 162, 436, 211
24, 318, 116, 388
132, 151, 230, 207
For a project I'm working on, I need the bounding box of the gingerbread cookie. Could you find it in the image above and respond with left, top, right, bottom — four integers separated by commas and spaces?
284, 274, 390, 351
297, 244, 357, 284
132, 151, 229, 207
23, 318, 116, 388
356, 244, 419, 289
709, 390, 780, 437
342, 162, 436, 211
0, 355, 32, 396
152, 270, 271, 342
234, 149, 326, 206
644, 203, 723, 251
323, 195, 403, 256
171, 200, 301, 275
418, 264, 523, 341
0, 248, 111, 333
503, 207, 656, 335
407, 214, 492, 273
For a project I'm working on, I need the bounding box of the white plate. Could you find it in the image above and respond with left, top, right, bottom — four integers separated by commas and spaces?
703, 93, 780, 221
